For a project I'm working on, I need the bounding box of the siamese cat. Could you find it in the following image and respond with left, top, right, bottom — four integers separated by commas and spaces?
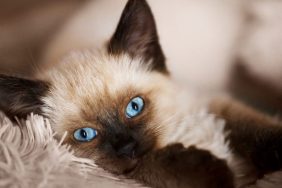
1, 0, 282, 187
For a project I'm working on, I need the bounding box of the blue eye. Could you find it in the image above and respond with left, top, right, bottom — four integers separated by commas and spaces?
73, 127, 97, 142
126, 97, 144, 118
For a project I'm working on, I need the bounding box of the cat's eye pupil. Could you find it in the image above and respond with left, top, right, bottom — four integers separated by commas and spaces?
80, 129, 87, 138
132, 102, 139, 111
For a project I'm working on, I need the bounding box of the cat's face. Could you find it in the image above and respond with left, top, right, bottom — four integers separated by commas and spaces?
0, 0, 183, 174
42, 53, 178, 173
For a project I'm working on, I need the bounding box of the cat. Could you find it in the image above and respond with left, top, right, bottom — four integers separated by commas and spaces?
0, 0, 282, 187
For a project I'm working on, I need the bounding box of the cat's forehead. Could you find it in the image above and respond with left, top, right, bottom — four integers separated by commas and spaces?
48, 52, 160, 94
43, 52, 170, 120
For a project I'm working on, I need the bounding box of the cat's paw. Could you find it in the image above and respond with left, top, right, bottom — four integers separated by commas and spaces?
131, 144, 234, 188
153, 144, 235, 188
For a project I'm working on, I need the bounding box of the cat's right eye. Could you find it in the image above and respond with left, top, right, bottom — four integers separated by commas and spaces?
126, 96, 145, 118
73, 127, 97, 142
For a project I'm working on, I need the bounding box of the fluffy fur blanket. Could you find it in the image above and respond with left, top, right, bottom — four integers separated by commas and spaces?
0, 111, 282, 188
0, 112, 143, 188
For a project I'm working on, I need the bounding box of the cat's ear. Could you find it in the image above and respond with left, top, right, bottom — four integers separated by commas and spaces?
108, 0, 167, 73
0, 74, 49, 120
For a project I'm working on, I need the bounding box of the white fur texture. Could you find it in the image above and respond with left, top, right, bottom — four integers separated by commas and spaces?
160, 109, 250, 187
0, 112, 143, 188
163, 109, 230, 159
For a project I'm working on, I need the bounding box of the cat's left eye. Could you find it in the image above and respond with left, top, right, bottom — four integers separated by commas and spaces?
126, 96, 145, 118
73, 127, 97, 142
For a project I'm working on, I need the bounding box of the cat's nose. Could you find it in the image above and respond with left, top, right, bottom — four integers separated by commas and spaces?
115, 140, 137, 159
117, 142, 137, 158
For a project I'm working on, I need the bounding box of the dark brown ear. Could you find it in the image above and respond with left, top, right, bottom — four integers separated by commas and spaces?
108, 0, 167, 73
0, 74, 49, 120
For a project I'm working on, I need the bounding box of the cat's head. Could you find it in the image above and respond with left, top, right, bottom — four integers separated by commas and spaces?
0, 0, 186, 174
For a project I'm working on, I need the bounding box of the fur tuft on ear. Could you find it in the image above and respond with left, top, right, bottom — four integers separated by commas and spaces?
0, 74, 49, 120
108, 0, 167, 73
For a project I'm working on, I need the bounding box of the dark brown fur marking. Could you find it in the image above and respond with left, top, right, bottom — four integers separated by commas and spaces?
61, 87, 158, 174
0, 74, 49, 120
210, 99, 282, 177
108, 0, 167, 73
130, 144, 234, 188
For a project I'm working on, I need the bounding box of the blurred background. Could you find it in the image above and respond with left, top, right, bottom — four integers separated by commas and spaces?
0, 0, 281, 115
0, 0, 86, 75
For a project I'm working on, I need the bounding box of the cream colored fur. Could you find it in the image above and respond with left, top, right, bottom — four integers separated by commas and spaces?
40, 51, 210, 147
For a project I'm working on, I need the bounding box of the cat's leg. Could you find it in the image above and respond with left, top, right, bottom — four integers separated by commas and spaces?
210, 99, 282, 177
129, 144, 234, 188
